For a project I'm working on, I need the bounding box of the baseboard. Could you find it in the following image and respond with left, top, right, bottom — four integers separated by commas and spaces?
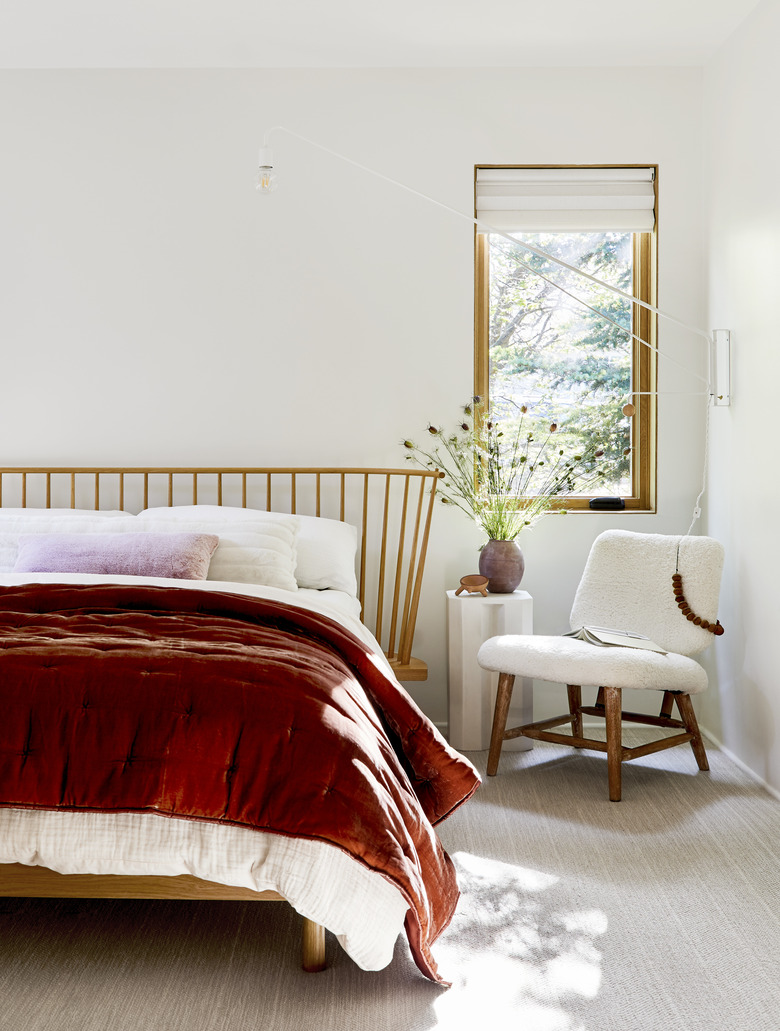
699, 725, 780, 802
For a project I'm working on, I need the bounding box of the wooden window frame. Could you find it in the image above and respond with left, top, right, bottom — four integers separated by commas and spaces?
474, 172, 657, 512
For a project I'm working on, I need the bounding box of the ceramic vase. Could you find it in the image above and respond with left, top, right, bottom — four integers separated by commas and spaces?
478, 539, 525, 594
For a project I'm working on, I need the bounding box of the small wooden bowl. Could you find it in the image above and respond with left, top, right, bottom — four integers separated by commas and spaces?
455, 574, 489, 597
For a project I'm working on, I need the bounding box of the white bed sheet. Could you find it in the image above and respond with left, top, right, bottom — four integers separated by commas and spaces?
0, 573, 410, 971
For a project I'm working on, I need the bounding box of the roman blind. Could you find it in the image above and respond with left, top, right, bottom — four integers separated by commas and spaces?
475, 166, 656, 233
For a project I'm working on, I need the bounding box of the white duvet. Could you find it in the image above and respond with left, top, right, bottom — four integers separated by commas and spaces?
0, 573, 410, 972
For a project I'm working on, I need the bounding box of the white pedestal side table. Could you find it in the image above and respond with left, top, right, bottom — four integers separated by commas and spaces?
447, 589, 534, 752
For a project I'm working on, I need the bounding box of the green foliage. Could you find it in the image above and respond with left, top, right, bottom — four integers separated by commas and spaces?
488, 232, 635, 491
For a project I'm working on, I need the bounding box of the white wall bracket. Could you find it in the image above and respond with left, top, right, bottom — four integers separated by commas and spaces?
710, 329, 731, 406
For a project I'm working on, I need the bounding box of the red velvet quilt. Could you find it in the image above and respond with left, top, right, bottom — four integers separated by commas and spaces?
0, 583, 479, 982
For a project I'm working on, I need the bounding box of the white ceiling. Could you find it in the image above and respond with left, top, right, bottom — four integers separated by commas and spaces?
0, 0, 764, 68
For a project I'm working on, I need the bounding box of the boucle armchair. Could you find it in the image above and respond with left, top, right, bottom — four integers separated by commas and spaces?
477, 530, 725, 801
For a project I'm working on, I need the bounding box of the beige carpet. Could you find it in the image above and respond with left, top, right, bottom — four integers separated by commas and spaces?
1, 731, 779, 1031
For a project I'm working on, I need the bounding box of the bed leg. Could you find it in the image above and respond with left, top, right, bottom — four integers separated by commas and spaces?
301, 917, 327, 972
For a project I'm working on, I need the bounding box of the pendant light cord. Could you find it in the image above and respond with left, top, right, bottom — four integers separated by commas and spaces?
686, 391, 711, 536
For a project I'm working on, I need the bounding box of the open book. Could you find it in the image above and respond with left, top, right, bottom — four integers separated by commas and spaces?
564, 625, 667, 654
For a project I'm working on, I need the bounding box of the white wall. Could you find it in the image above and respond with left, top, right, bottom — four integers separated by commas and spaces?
703, 0, 780, 791
0, 67, 707, 726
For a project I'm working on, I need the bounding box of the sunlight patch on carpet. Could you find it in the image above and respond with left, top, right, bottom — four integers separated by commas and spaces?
433, 852, 606, 1027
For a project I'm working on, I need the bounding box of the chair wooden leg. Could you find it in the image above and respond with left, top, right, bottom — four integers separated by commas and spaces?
567, 684, 583, 740
487, 672, 515, 776
674, 693, 710, 771
604, 686, 623, 802
659, 691, 675, 719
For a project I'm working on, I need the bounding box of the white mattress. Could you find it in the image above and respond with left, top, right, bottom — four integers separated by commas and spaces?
0, 574, 410, 971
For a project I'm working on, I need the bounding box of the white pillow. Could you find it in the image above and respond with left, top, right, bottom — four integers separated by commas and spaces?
0, 510, 135, 573
295, 514, 358, 596
139, 505, 358, 596
136, 505, 298, 592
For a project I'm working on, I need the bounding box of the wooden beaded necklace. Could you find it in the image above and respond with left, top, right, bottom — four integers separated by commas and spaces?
673, 539, 724, 635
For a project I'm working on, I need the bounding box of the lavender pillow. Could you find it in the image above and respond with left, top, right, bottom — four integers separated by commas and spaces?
13, 532, 219, 580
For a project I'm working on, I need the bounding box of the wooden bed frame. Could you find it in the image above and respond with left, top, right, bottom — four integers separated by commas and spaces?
0, 466, 443, 972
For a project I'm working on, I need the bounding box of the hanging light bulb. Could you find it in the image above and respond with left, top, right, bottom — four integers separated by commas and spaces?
256, 146, 278, 193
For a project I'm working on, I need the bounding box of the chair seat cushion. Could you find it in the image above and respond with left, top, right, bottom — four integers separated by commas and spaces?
477, 635, 708, 694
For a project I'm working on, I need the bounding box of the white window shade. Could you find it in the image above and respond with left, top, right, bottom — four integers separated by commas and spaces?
475, 166, 656, 233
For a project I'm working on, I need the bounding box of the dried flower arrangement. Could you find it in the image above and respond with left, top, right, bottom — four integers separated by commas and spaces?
402, 397, 606, 541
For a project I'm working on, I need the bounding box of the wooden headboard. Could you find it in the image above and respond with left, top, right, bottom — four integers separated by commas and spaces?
0, 466, 443, 682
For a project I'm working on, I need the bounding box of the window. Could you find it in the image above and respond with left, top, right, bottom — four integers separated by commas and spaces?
474, 166, 657, 510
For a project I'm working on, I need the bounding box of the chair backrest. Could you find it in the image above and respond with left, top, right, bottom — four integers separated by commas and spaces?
569, 529, 725, 656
